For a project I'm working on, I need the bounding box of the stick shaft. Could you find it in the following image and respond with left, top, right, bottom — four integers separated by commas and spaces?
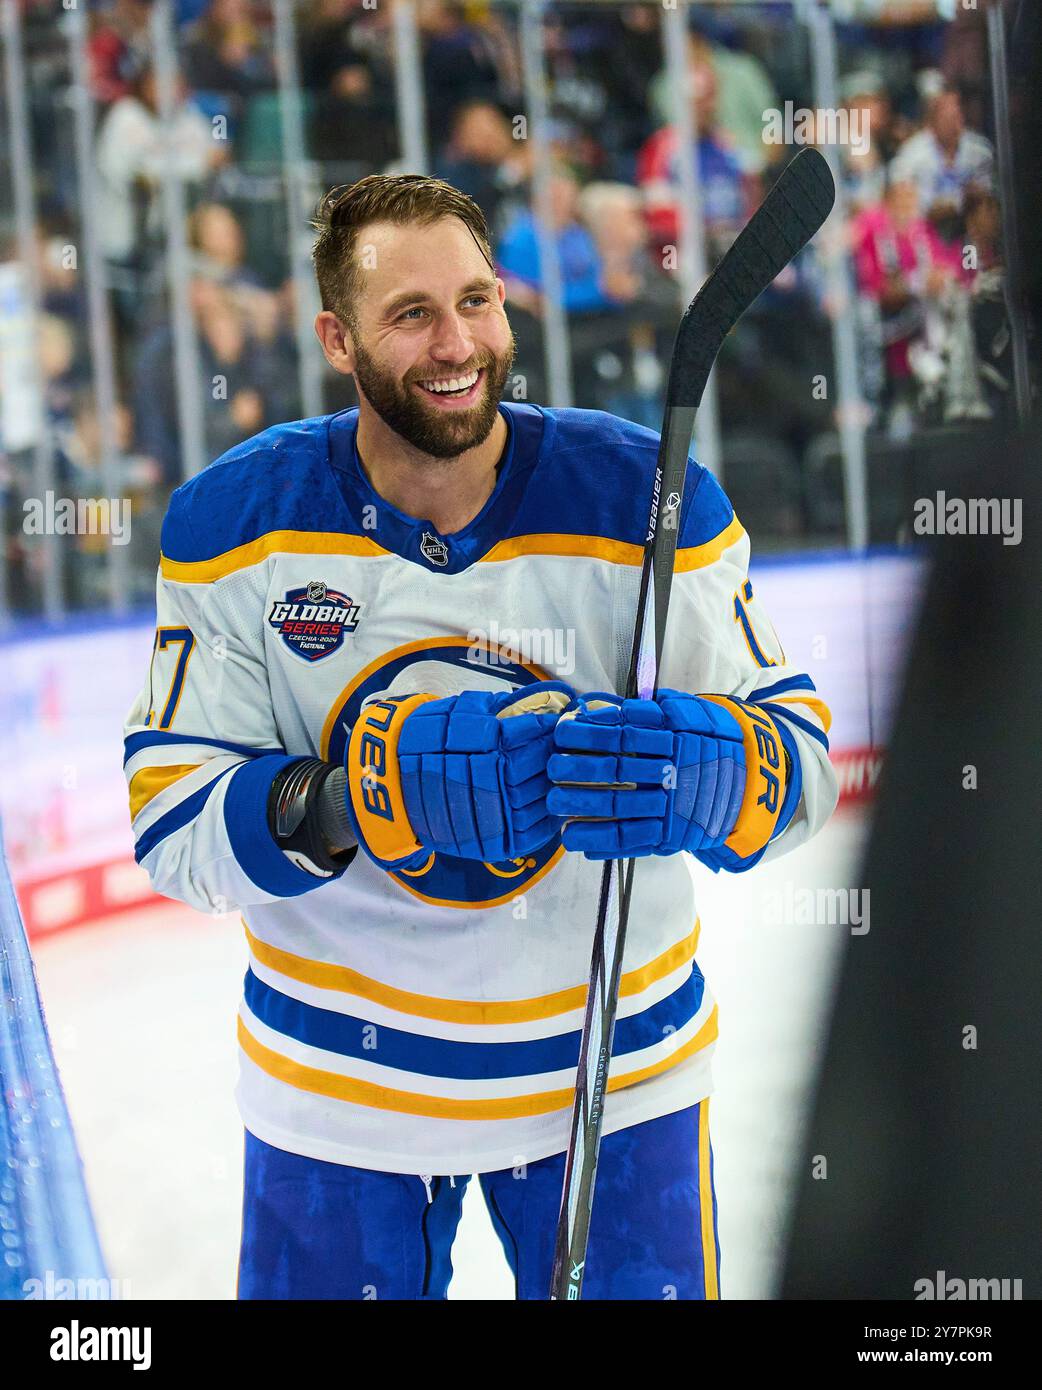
549, 149, 836, 1301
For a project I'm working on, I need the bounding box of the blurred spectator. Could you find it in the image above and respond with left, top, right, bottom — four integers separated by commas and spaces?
939, 0, 990, 134
34, 216, 86, 326
962, 187, 1012, 421
537, 13, 613, 179
636, 55, 758, 260
298, 0, 398, 168
840, 72, 898, 212
554, 5, 663, 178
187, 201, 291, 348
59, 395, 159, 499
575, 181, 681, 425
434, 101, 531, 243
132, 283, 297, 484
419, 1, 516, 149
177, 0, 214, 24
56, 393, 164, 606
181, 0, 274, 112
649, 26, 779, 176
87, 0, 151, 105
828, 0, 947, 105
495, 170, 614, 317
39, 314, 86, 437
577, 181, 673, 313
520, 114, 609, 190
94, 64, 224, 269
852, 176, 963, 432
187, 202, 263, 291
963, 187, 1003, 279
889, 83, 994, 226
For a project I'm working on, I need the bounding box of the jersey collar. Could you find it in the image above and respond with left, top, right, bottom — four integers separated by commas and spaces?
327, 404, 543, 574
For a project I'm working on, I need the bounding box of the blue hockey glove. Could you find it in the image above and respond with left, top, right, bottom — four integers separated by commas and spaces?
547, 689, 794, 863
346, 681, 576, 870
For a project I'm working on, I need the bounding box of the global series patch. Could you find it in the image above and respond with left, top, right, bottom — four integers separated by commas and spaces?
268, 581, 361, 661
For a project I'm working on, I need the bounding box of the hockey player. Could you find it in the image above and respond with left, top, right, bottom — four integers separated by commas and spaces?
124, 174, 837, 1300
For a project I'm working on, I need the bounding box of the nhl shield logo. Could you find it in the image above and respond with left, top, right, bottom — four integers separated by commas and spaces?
268, 582, 361, 661
420, 531, 449, 568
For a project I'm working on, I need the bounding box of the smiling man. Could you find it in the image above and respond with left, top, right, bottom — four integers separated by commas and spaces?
123, 174, 837, 1301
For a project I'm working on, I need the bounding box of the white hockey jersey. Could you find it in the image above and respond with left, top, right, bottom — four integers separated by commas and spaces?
124, 403, 837, 1175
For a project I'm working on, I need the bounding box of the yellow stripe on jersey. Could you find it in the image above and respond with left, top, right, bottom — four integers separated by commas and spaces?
480, 517, 745, 571
159, 516, 745, 585
160, 531, 390, 584
766, 692, 833, 735
242, 918, 701, 1025
128, 763, 202, 821
698, 1099, 720, 1299
237, 1006, 717, 1120
674, 514, 745, 572
481, 533, 645, 566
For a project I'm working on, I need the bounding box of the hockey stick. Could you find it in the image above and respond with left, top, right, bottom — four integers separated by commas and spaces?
549, 148, 836, 1301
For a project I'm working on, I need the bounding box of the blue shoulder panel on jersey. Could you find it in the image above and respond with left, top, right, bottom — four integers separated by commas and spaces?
160, 414, 352, 564
159, 404, 738, 568
676, 463, 737, 549
508, 407, 735, 549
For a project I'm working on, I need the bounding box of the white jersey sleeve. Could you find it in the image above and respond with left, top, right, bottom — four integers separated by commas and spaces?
657, 466, 838, 869
123, 489, 337, 915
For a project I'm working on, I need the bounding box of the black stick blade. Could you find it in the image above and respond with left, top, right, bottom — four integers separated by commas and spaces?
666, 146, 836, 409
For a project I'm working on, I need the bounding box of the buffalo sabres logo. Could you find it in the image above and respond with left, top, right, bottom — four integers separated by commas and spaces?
268, 582, 361, 662
420, 531, 449, 568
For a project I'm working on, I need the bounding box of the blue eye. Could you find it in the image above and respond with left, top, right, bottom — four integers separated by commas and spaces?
398, 297, 488, 323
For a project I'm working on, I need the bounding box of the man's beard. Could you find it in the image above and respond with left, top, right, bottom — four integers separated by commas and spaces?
351, 332, 516, 460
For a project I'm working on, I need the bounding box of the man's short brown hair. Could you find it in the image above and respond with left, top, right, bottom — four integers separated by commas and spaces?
311, 173, 496, 333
